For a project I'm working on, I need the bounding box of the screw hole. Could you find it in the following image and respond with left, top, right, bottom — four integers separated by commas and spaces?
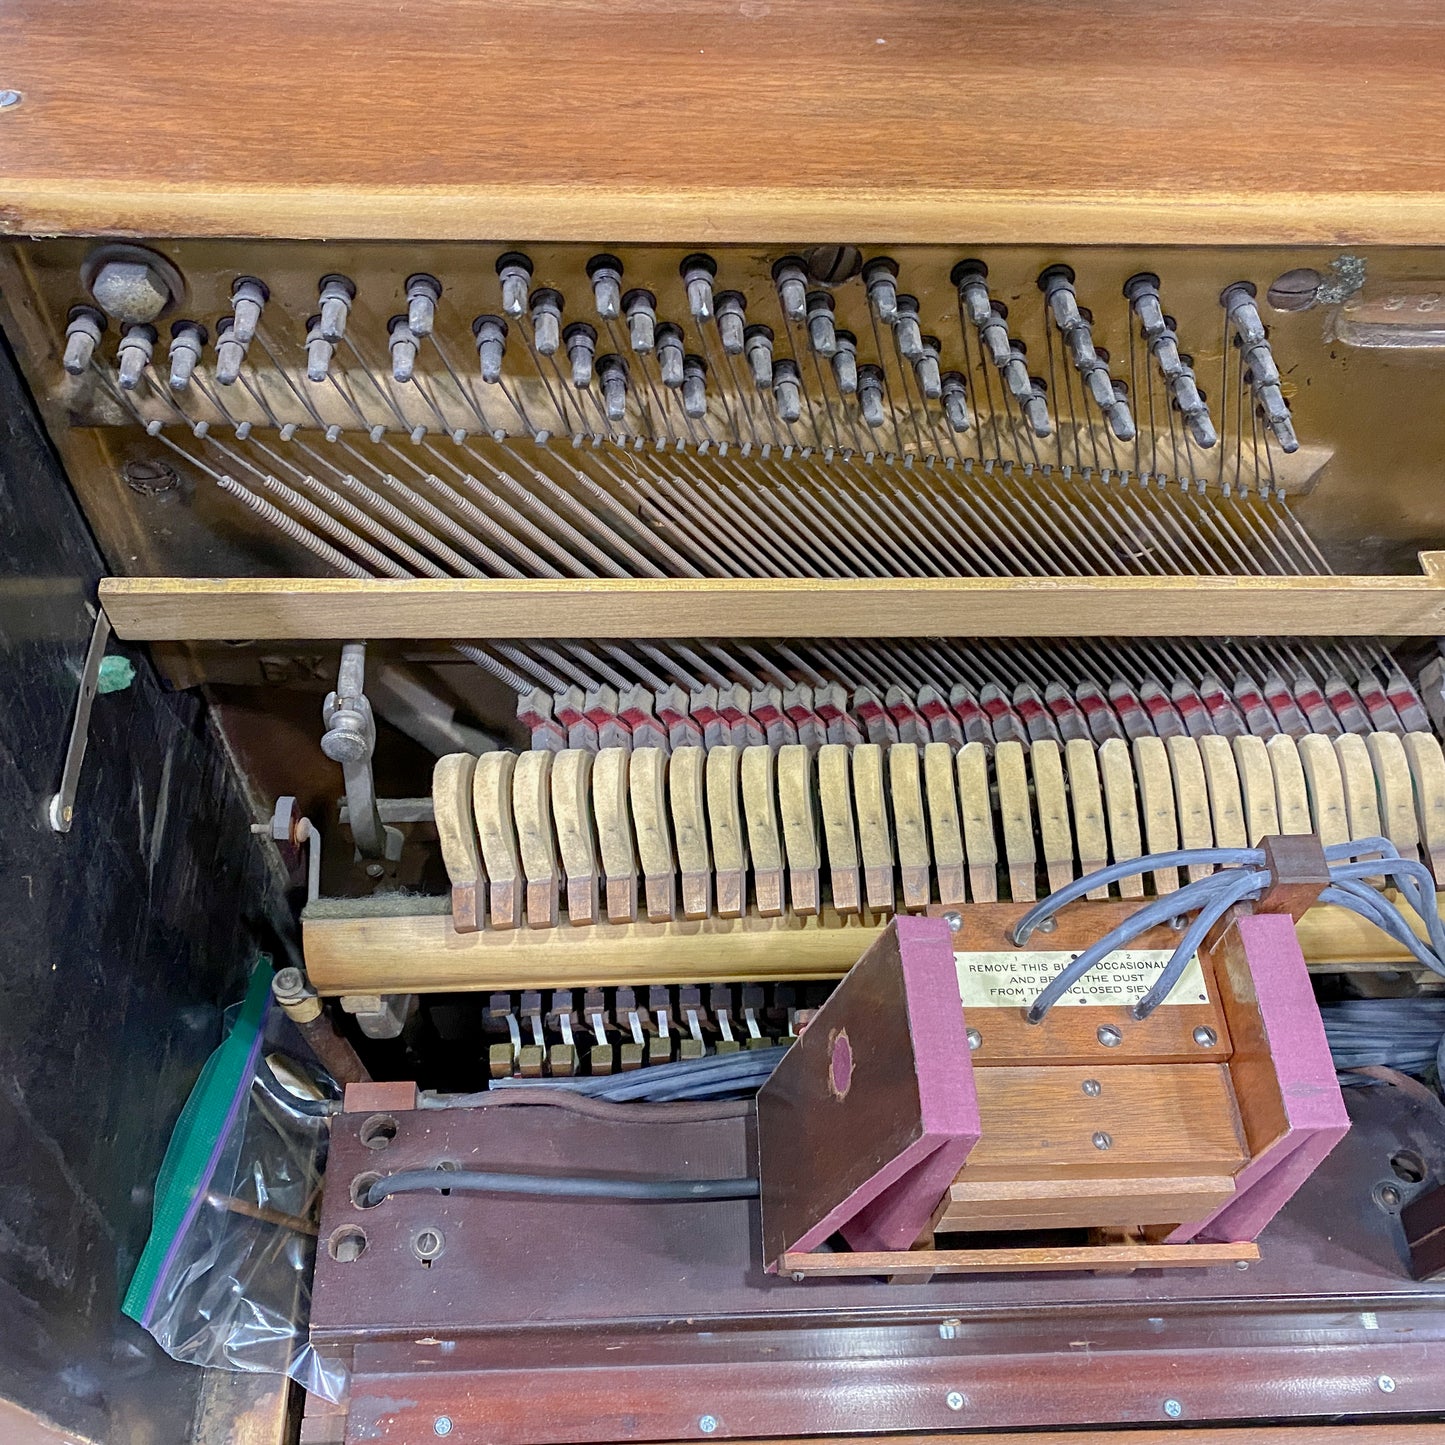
350, 1171, 384, 1210
327, 1225, 368, 1262
1390, 1149, 1427, 1184
1374, 1182, 1404, 1211
359, 1114, 398, 1149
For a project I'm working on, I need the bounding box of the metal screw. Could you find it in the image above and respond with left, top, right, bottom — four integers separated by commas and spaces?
433, 1418, 453, 1437
1036, 916, 1057, 933
1093, 1131, 1112, 1151
1193, 1025, 1218, 1047
1082, 1078, 1102, 1097
1378, 1375, 1396, 1393
366, 862, 385, 879
1096, 1024, 1123, 1048
1235, 1258, 1251, 1270
1162, 1399, 1183, 1419
942, 910, 963, 933
0, 90, 22, 109
966, 1028, 982, 1051
945, 1391, 965, 1412
699, 1415, 719, 1433
938, 1319, 960, 1340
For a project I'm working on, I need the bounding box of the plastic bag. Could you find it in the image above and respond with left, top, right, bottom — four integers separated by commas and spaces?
123, 962, 347, 1401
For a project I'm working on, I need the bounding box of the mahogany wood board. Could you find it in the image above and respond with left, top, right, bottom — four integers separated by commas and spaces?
779, 1243, 1257, 1277
3, 2, 1445, 243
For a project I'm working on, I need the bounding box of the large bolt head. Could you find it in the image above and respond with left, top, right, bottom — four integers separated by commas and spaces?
90, 260, 172, 324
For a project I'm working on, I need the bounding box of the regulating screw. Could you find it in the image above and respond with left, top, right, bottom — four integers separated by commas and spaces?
698, 1415, 719, 1434
945, 1392, 965, 1412
1163, 1399, 1183, 1419
1378, 1376, 1396, 1394
938, 1319, 960, 1340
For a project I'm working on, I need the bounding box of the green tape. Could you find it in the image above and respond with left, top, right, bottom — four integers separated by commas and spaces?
122, 961, 273, 1323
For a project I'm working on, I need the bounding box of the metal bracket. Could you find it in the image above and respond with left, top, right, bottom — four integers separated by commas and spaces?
322, 641, 403, 862
47, 607, 113, 833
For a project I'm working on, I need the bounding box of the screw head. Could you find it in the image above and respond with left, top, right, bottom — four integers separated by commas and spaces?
966, 1028, 982, 1051
1096, 1024, 1123, 1048
1163, 1399, 1183, 1419
433, 1418, 453, 1437
1082, 1078, 1102, 1096
1378, 1375, 1396, 1393
938, 1318, 960, 1339
1093, 1131, 1113, 1151
942, 910, 963, 933
945, 1391, 965, 1412
0, 89, 22, 109
1193, 1025, 1218, 1047
699, 1414, 719, 1433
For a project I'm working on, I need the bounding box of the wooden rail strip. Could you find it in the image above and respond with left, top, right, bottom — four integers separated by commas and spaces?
778, 1243, 1259, 1277
301, 895, 1441, 996
100, 575, 1445, 641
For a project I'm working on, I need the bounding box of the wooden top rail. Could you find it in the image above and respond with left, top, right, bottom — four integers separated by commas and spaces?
99, 574, 1445, 642
3, 0, 1445, 243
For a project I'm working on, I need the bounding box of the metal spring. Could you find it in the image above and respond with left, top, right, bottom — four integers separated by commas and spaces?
217, 475, 367, 578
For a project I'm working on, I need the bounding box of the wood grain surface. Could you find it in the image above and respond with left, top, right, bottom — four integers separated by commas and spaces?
98, 573, 1445, 641
300, 892, 1442, 994
2, 1, 1444, 242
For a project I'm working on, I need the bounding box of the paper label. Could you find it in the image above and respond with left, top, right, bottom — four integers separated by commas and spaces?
955, 948, 1208, 1009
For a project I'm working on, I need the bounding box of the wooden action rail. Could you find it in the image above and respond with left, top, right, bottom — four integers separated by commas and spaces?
99, 572, 1445, 641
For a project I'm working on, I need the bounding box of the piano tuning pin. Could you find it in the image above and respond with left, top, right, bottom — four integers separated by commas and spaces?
404, 272, 441, 337
1124, 272, 1167, 340
471, 314, 508, 383
772, 358, 802, 424
913, 335, 942, 400
304, 313, 334, 382
715, 291, 747, 355
116, 322, 156, 390
950, 258, 992, 327
1223, 281, 1300, 453
680, 253, 717, 322
1023, 375, 1052, 438
831, 330, 858, 395
743, 323, 774, 389
370, 424, 387, 443
596, 353, 629, 422
563, 322, 597, 389
167, 319, 206, 391
496, 251, 533, 318
1220, 281, 1268, 346
682, 354, 708, 419
805, 291, 837, 357
622, 288, 657, 354
1172, 353, 1217, 448
316, 273, 355, 343
655, 322, 686, 387
857, 364, 886, 428
62, 305, 106, 375
863, 256, 899, 323
228, 276, 268, 346
388, 315, 418, 383
1106, 375, 1137, 442
771, 255, 808, 323
892, 294, 924, 362
1038, 264, 1081, 327
529, 288, 564, 356
587, 253, 624, 320
213, 315, 246, 386
940, 371, 970, 432
1001, 338, 1032, 400
978, 300, 1013, 369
